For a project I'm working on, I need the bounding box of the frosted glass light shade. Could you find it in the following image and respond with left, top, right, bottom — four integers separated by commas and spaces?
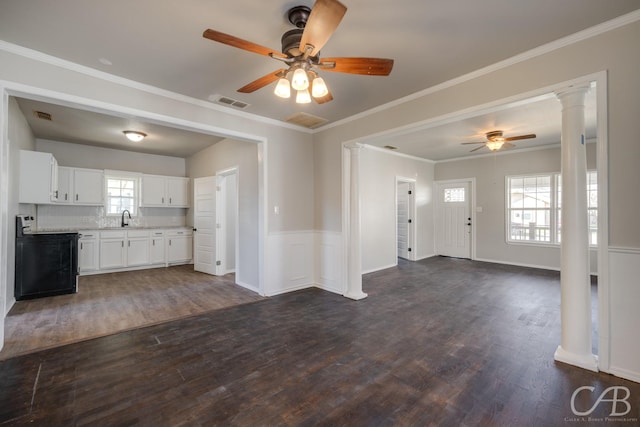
123, 131, 146, 142
311, 77, 328, 98
274, 78, 291, 98
296, 89, 312, 104
486, 140, 504, 151
291, 68, 309, 91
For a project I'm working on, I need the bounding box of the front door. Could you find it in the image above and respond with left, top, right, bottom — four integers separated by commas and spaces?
193, 177, 216, 275
436, 181, 472, 258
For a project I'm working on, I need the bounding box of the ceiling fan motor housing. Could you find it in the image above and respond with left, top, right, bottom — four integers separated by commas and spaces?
287, 6, 311, 28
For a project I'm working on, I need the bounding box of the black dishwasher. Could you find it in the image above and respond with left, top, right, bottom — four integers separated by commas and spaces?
15, 215, 79, 300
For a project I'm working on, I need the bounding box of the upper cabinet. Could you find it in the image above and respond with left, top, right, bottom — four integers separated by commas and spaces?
19, 150, 58, 204
141, 175, 189, 208
56, 166, 104, 206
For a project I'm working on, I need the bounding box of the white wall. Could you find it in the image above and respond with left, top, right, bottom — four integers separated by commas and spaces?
435, 144, 597, 272
187, 138, 259, 291
360, 147, 434, 273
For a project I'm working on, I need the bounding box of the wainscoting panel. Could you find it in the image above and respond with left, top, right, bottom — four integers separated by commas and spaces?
315, 231, 344, 295
264, 231, 315, 296
608, 247, 640, 383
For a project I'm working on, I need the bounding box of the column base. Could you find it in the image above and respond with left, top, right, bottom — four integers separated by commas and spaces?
554, 345, 599, 372
343, 291, 368, 301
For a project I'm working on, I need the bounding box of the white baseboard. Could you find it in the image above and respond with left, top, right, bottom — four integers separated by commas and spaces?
236, 280, 259, 294
474, 257, 562, 272
415, 253, 437, 261
264, 282, 314, 297
5, 297, 15, 316
609, 366, 640, 384
362, 263, 398, 275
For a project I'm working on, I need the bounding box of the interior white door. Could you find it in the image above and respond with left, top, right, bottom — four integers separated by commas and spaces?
397, 181, 411, 260
193, 177, 216, 275
215, 170, 238, 275
436, 181, 471, 258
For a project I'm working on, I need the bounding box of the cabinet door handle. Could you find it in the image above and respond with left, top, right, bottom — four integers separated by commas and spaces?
54, 190, 58, 199
65, 193, 68, 201
76, 194, 79, 201
121, 241, 124, 247
169, 240, 171, 246
152, 240, 155, 246
80, 243, 83, 250
169, 197, 172, 204
128, 241, 131, 247
162, 197, 165, 204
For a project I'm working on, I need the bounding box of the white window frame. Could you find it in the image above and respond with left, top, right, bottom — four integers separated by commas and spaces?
104, 171, 141, 217
506, 171, 597, 247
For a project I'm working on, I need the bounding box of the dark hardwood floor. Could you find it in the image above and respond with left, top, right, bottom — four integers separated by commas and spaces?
1, 257, 638, 426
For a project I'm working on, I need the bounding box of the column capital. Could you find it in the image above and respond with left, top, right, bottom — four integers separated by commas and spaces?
555, 84, 590, 107
344, 142, 363, 151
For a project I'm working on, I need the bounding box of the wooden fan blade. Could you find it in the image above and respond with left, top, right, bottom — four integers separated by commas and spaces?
203, 29, 286, 58
238, 69, 286, 93
462, 142, 486, 145
505, 133, 536, 142
299, 0, 347, 57
317, 57, 394, 76
470, 145, 486, 152
502, 142, 516, 149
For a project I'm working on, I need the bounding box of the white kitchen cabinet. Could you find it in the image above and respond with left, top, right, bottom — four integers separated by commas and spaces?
141, 174, 189, 207
99, 231, 126, 269
19, 150, 59, 204
150, 230, 166, 265
126, 230, 150, 267
74, 168, 104, 205
57, 166, 73, 204
167, 229, 193, 263
56, 167, 104, 206
78, 231, 100, 272
166, 177, 189, 207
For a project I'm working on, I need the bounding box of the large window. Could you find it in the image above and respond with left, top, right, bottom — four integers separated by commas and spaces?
507, 172, 596, 245
105, 173, 140, 216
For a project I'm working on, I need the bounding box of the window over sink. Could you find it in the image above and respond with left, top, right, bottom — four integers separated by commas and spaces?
105, 171, 141, 216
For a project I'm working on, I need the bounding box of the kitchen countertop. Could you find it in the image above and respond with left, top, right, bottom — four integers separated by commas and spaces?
36, 226, 192, 233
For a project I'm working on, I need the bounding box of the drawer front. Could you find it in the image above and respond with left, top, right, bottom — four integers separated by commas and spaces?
167, 229, 192, 237
79, 230, 99, 239
100, 230, 126, 239
127, 230, 150, 238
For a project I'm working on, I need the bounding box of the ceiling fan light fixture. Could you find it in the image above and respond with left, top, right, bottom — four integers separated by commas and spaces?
123, 130, 146, 142
486, 139, 504, 151
291, 68, 309, 91
311, 76, 329, 98
296, 88, 312, 104
274, 77, 291, 98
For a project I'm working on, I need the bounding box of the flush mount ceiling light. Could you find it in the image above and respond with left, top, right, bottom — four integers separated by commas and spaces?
123, 130, 147, 142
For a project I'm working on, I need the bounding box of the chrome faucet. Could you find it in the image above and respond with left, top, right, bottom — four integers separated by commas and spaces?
121, 209, 132, 227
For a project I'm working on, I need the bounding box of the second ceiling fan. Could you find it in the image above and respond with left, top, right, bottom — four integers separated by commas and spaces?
462, 130, 537, 152
202, 0, 394, 104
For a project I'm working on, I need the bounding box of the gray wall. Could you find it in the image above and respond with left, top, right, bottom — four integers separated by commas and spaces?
360, 147, 434, 272
6, 97, 36, 314
435, 144, 597, 271
186, 138, 259, 288
36, 139, 186, 176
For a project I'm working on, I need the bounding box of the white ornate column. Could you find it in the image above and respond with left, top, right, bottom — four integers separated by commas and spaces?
344, 142, 367, 300
554, 84, 598, 372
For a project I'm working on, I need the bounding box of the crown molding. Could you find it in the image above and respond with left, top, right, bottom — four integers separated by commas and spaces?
0, 40, 313, 134
362, 144, 435, 164
316, 9, 640, 133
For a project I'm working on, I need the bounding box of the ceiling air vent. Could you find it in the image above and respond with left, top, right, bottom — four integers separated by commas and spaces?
214, 96, 250, 110
34, 110, 52, 121
284, 112, 328, 129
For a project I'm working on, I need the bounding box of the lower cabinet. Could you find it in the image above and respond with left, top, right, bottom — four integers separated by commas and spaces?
150, 231, 166, 265
126, 230, 150, 267
167, 230, 193, 263
86, 228, 191, 275
78, 231, 100, 273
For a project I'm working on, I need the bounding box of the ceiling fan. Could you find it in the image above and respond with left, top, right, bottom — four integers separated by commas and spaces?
462, 130, 537, 152
202, 0, 394, 104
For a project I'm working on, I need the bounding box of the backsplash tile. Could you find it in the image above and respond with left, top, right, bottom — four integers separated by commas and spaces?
35, 205, 187, 231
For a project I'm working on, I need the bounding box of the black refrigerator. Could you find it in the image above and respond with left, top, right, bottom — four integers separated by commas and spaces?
15, 217, 79, 300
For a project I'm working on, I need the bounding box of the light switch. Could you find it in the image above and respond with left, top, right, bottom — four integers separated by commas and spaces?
476, 206, 483, 213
